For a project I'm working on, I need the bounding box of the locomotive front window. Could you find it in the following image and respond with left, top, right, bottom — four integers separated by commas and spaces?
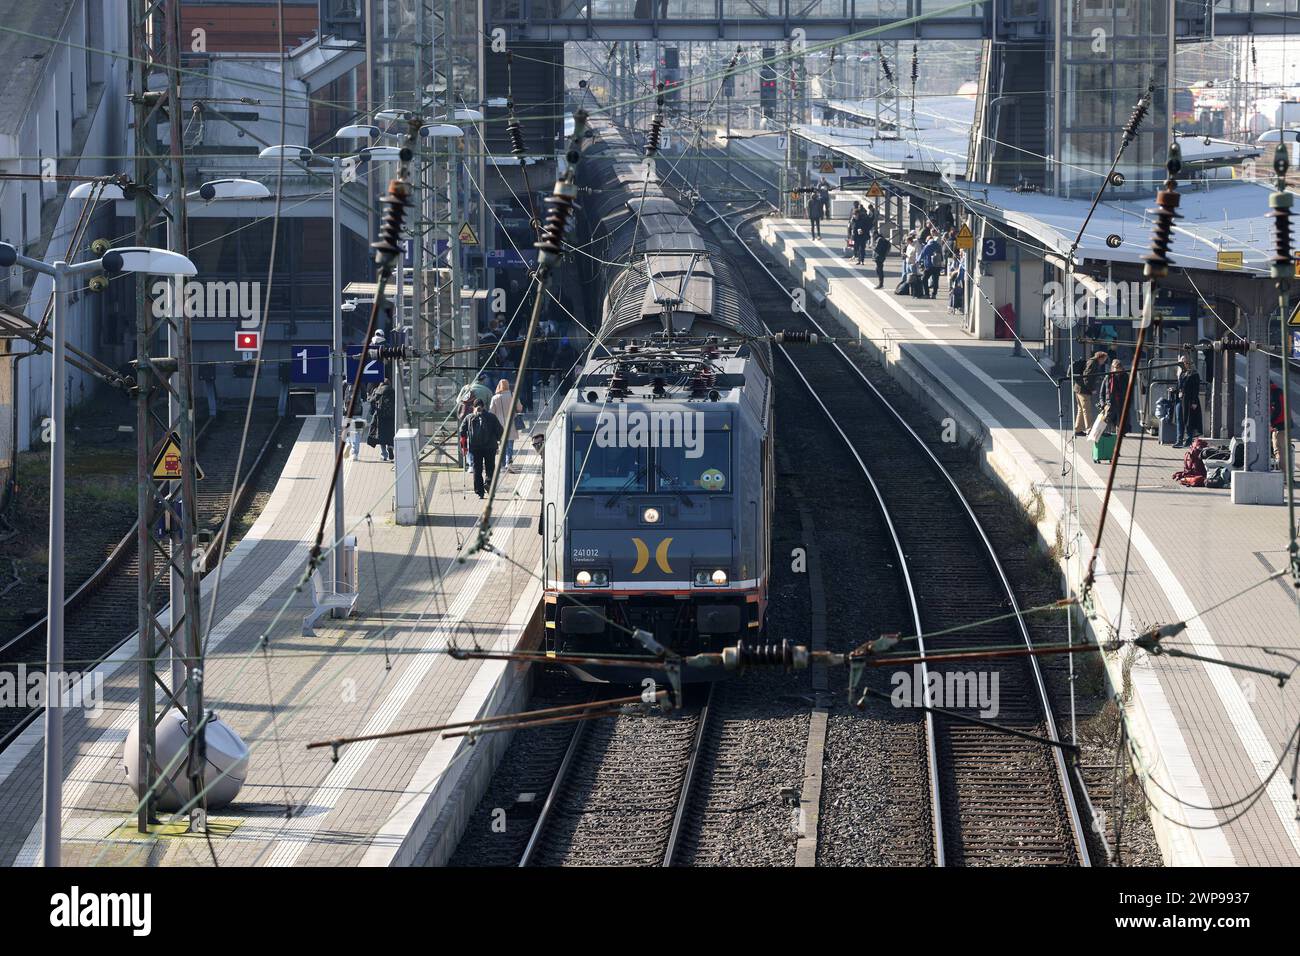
571, 433, 649, 493
655, 432, 731, 493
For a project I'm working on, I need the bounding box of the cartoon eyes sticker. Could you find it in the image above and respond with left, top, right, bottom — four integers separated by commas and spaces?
699, 468, 726, 491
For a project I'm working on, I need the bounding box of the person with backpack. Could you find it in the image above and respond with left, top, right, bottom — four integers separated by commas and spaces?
1173, 354, 1202, 448
366, 379, 396, 463
871, 230, 892, 289
1072, 350, 1107, 436
806, 189, 826, 239
460, 398, 504, 498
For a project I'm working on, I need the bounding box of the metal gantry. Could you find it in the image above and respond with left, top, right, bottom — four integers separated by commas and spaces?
128, 0, 206, 834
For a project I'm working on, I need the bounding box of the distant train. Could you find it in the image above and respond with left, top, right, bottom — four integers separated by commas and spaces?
539, 120, 774, 683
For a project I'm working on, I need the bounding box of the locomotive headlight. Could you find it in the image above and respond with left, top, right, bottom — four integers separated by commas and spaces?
642, 507, 661, 524
576, 570, 592, 586
694, 569, 729, 587
575, 570, 608, 587
710, 569, 728, 586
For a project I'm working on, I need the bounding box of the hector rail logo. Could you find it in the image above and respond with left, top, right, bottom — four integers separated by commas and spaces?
593, 405, 706, 458
50, 887, 152, 936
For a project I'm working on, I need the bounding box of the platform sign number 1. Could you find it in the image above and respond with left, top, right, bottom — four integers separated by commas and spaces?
291, 344, 331, 385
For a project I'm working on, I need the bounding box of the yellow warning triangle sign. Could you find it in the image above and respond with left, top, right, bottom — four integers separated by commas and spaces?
955, 223, 974, 250
457, 222, 478, 245
1289, 300, 1300, 327
866, 181, 884, 198
819, 159, 835, 174
151, 430, 204, 481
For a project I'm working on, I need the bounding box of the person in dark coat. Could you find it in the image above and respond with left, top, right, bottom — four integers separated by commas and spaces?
367, 380, 396, 462
459, 398, 504, 498
816, 181, 831, 218
1173, 354, 1202, 448
806, 189, 826, 239
1073, 350, 1108, 436
1101, 359, 1130, 434
844, 201, 861, 259
850, 206, 871, 265
871, 231, 891, 289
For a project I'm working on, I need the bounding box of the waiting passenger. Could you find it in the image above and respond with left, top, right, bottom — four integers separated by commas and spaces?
1072, 350, 1107, 437
1102, 360, 1129, 435
1173, 354, 1202, 448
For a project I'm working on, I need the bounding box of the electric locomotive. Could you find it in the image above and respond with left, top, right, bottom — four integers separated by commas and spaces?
540, 121, 774, 682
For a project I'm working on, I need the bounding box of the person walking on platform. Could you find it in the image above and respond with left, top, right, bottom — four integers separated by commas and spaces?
460, 398, 504, 498
490, 377, 524, 472
1072, 350, 1107, 436
1173, 354, 1202, 448
817, 180, 831, 219
850, 205, 871, 265
1101, 359, 1129, 435
366, 379, 396, 463
871, 230, 891, 289
807, 189, 826, 239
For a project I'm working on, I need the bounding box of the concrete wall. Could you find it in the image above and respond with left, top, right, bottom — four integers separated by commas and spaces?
0, 0, 129, 455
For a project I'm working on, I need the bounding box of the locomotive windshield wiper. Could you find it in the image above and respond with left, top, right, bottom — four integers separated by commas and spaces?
605, 463, 647, 508
654, 464, 694, 507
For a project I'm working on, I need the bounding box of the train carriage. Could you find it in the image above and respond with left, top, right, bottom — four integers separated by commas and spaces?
540, 121, 774, 682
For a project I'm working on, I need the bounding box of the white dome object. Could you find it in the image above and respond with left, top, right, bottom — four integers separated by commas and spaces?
122, 710, 249, 812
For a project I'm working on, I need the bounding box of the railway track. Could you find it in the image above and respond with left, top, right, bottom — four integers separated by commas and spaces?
694, 188, 1093, 865
518, 686, 714, 867
0, 406, 286, 751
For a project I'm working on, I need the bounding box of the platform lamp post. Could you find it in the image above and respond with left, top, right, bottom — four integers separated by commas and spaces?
67, 178, 271, 691
258, 143, 404, 598
0, 242, 197, 867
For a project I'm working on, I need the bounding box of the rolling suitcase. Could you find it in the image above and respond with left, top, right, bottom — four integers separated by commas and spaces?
1092, 432, 1116, 463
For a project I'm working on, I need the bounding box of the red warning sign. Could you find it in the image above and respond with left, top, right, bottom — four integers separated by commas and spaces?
236, 331, 260, 351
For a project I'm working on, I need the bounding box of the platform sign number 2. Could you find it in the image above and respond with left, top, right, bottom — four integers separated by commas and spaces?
1291, 331, 1300, 362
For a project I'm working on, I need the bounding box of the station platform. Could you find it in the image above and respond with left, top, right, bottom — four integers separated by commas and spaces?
0, 414, 543, 866
758, 215, 1300, 867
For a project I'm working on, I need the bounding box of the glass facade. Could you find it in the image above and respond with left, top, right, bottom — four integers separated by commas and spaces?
1058, 0, 1171, 199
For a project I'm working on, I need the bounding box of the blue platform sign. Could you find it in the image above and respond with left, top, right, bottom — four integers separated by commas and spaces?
345, 344, 385, 383
290, 344, 331, 384
1291, 330, 1300, 361
487, 249, 538, 269
980, 237, 1007, 262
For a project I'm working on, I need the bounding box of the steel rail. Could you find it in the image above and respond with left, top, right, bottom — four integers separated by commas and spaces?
0, 412, 285, 753
662, 684, 715, 867
699, 190, 1090, 866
